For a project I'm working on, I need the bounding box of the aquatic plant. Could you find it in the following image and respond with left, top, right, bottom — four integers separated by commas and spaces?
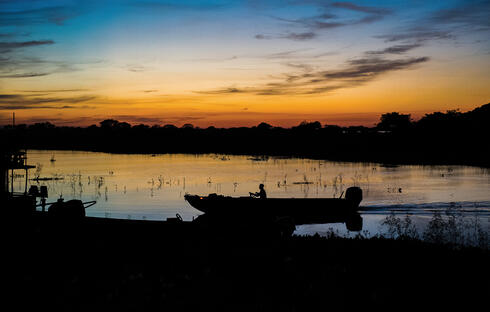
381, 211, 488, 248
381, 213, 419, 240
34, 163, 43, 179
424, 210, 488, 249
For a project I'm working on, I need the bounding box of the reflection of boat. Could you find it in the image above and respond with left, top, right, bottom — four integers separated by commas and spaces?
184, 187, 363, 228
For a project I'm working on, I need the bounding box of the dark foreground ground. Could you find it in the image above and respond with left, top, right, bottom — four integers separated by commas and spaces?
3, 214, 489, 312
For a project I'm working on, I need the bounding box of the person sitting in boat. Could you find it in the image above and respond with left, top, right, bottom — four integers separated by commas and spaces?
250, 184, 267, 199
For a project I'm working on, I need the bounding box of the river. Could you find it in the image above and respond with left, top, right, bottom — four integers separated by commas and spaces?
14, 150, 490, 243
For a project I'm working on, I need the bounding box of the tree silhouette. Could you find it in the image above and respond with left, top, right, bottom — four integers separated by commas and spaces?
377, 112, 412, 131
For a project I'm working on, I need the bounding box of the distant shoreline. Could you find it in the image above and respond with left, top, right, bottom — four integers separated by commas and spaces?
26, 147, 490, 168
3, 103, 489, 168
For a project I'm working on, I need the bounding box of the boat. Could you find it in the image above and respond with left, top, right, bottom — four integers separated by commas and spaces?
184, 186, 363, 226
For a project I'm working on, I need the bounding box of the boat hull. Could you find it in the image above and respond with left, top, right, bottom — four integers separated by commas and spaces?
184, 194, 360, 225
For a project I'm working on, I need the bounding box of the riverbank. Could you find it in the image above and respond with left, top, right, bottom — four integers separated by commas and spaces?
4, 214, 489, 311
3, 103, 489, 167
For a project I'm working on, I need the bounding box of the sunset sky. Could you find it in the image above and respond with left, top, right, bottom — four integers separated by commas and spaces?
0, 0, 489, 127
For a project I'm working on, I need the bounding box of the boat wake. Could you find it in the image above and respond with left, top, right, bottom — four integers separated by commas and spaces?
360, 201, 490, 217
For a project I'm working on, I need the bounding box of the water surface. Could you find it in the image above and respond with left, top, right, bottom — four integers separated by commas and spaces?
15, 150, 490, 238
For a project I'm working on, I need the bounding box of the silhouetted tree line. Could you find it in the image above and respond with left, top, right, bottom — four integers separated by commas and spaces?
2, 103, 489, 166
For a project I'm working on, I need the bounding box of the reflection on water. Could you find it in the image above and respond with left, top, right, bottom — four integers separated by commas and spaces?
14, 150, 490, 237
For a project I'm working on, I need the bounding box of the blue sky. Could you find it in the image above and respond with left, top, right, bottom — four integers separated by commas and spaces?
1, 0, 489, 126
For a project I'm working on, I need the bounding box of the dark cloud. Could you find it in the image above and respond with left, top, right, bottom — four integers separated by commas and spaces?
195, 87, 244, 95
195, 55, 430, 96
357, 14, 384, 24
332, 2, 392, 15
0, 40, 54, 50
0, 94, 97, 110
283, 63, 314, 71
18, 89, 90, 93
270, 15, 343, 30
0, 105, 86, 110
264, 49, 312, 59
0, 56, 90, 78
187, 55, 237, 62
109, 114, 206, 125
303, 85, 344, 94
310, 21, 344, 30
0, 115, 97, 126
0, 6, 80, 26
366, 44, 422, 55
376, 30, 454, 43
254, 34, 270, 40
375, 1, 489, 47
256, 32, 316, 41
266, 1, 392, 39
317, 13, 336, 19
430, 0, 490, 29
126, 64, 152, 72
322, 57, 429, 80
110, 115, 166, 124
131, 1, 228, 12
0, 72, 49, 78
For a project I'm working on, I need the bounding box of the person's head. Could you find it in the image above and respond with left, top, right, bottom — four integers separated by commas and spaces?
259, 183, 264, 189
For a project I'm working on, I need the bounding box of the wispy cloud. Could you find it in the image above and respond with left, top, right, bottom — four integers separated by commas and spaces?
283, 62, 314, 71
0, 72, 49, 78
256, 32, 317, 41
375, 31, 454, 43
332, 2, 392, 15
0, 6, 80, 26
366, 44, 422, 55
130, 1, 229, 12
110, 115, 167, 124
0, 40, 54, 50
259, 2, 393, 41
196, 54, 430, 96
375, 0, 489, 48
321, 56, 429, 79
109, 114, 206, 125
0, 40, 55, 55
263, 49, 313, 59
0, 55, 100, 79
430, 0, 490, 30
18, 89, 90, 93
125, 64, 153, 73
0, 33, 15, 38
0, 94, 97, 110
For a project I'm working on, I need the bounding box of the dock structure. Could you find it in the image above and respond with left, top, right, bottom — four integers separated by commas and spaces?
1, 148, 37, 212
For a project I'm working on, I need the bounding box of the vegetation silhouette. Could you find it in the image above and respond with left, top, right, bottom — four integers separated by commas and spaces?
3, 211, 488, 311
2, 105, 489, 311
1, 103, 489, 166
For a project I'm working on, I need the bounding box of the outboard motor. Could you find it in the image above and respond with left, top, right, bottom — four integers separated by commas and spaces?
48, 199, 86, 219
345, 187, 363, 207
